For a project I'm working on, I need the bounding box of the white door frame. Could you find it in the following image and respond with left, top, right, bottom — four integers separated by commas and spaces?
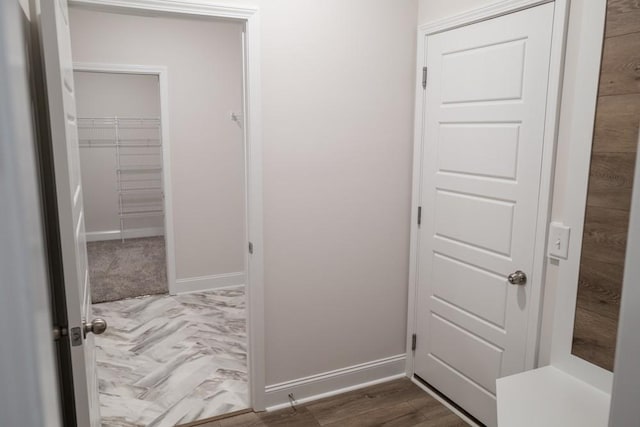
406, 0, 570, 378
72, 63, 178, 296
68, 0, 266, 411
548, 0, 612, 393
609, 132, 640, 426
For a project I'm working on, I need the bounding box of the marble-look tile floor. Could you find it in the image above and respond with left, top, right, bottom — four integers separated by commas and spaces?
93, 288, 248, 427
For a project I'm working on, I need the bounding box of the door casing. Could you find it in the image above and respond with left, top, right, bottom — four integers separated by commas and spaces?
72, 63, 178, 295
406, 0, 570, 393
68, 0, 267, 413
548, 0, 612, 393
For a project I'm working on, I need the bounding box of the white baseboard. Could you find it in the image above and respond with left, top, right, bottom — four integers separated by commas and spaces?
174, 272, 245, 294
86, 227, 164, 242
264, 354, 407, 411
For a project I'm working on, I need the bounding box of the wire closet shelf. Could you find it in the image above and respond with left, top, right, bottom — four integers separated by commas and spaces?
78, 117, 164, 242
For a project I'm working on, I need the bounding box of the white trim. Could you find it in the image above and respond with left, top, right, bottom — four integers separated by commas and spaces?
548, 0, 613, 393
266, 375, 407, 412
174, 272, 245, 294
405, 13, 427, 377
406, 0, 569, 379
609, 133, 640, 426
72, 62, 178, 298
85, 227, 164, 242
419, 0, 553, 33
524, 0, 570, 370
264, 355, 407, 411
411, 378, 482, 427
68, 0, 258, 19
158, 67, 177, 297
69, 0, 266, 411
243, 9, 266, 412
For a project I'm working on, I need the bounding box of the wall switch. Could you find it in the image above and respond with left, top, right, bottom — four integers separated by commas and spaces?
548, 222, 570, 260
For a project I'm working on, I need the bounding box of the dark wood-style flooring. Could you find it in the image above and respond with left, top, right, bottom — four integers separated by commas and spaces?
190, 379, 467, 427
572, 0, 640, 371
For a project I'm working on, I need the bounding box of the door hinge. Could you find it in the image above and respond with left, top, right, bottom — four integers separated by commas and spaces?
422, 66, 428, 89
417, 206, 422, 227
248, 241, 254, 254
52, 326, 68, 341
412, 333, 417, 351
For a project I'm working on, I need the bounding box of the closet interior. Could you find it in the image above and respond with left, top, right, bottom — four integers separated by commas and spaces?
77, 71, 169, 304
79, 116, 164, 243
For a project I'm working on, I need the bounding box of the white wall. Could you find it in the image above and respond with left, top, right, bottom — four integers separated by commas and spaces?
259, 0, 418, 385
75, 71, 163, 236
75, 71, 160, 118
69, 10, 246, 282
72, 0, 418, 391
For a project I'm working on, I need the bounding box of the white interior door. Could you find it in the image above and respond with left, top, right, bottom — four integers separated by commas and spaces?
0, 1, 62, 425
37, 0, 100, 425
414, 4, 555, 426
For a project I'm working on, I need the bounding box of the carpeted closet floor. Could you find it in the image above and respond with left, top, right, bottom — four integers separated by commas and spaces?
87, 236, 168, 303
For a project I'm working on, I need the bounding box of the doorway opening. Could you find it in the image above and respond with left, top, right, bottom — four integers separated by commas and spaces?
70, 7, 252, 425
76, 70, 171, 303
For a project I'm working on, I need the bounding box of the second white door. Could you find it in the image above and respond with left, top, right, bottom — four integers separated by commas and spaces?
414, 4, 555, 426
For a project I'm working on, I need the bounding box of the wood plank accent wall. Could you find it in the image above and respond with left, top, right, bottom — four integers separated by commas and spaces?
572, 0, 640, 371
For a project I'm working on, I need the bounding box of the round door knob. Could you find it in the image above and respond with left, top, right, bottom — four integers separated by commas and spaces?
83, 318, 108, 337
508, 270, 527, 285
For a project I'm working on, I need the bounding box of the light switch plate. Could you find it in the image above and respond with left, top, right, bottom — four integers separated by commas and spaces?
548, 222, 570, 260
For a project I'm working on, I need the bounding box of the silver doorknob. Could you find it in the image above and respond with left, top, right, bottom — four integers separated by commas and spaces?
83, 318, 107, 338
508, 270, 527, 285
